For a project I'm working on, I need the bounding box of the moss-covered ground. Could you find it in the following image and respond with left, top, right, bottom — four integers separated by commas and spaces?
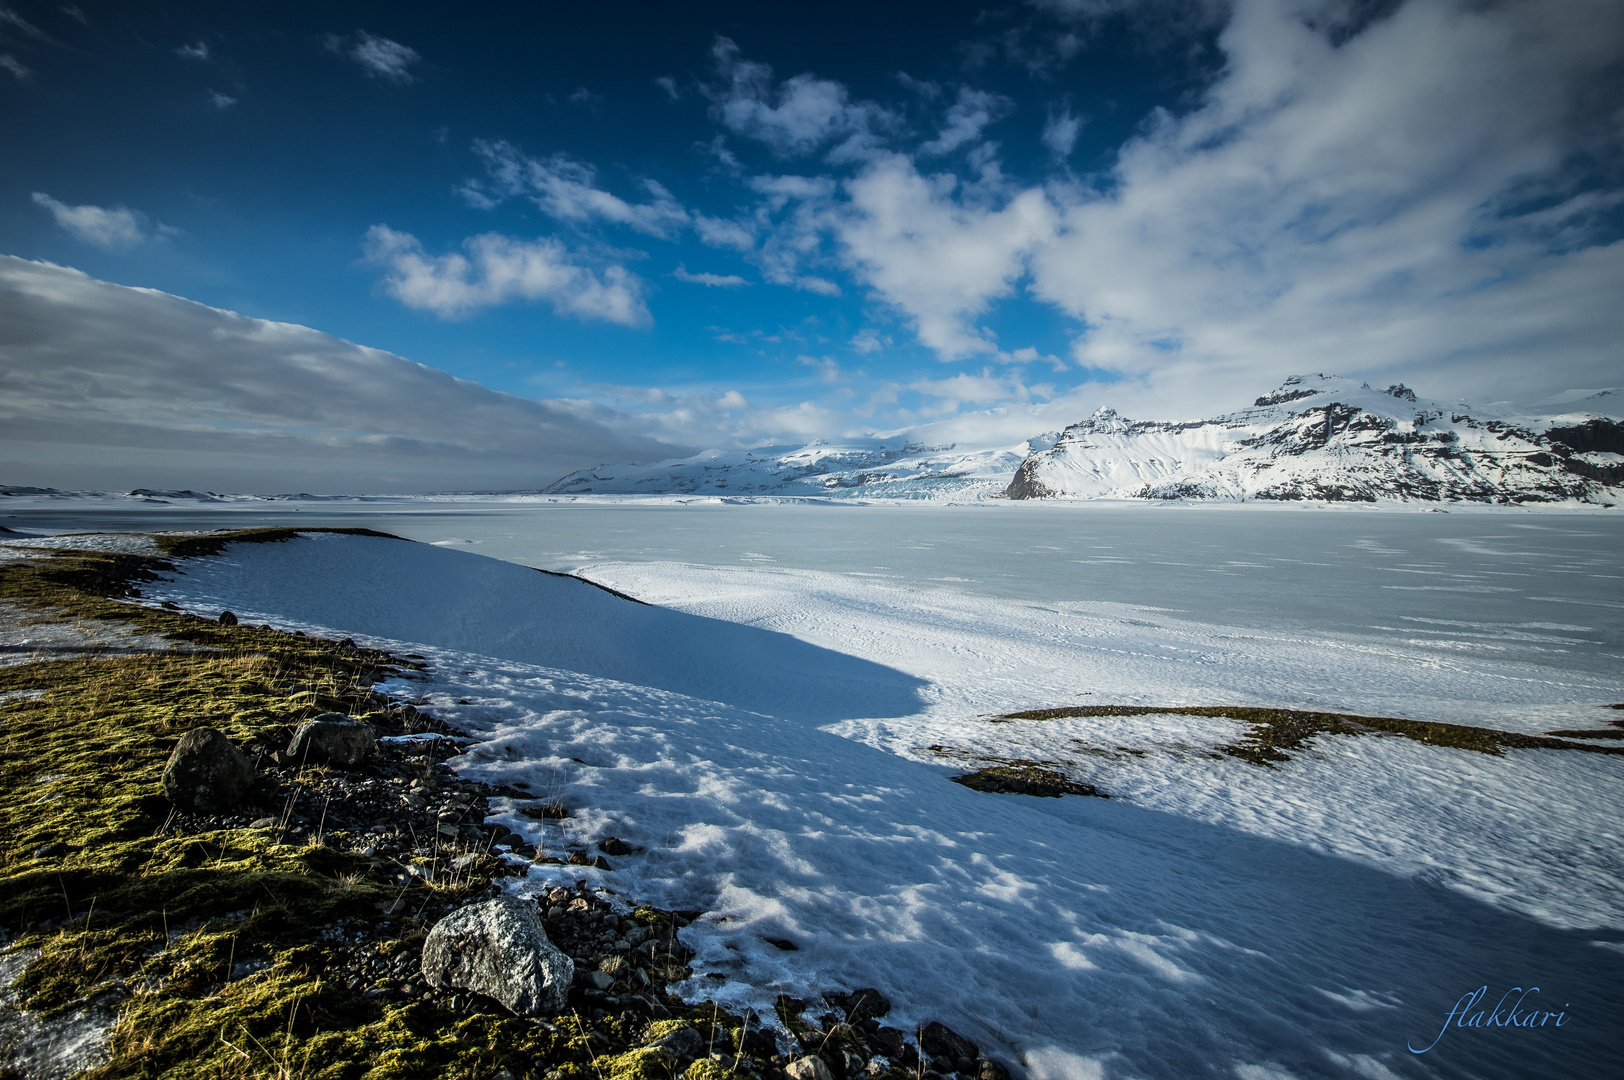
0, 535, 733, 1079
0, 531, 935, 1080
998, 704, 1624, 766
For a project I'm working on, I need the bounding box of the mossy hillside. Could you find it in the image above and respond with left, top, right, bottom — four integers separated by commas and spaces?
0, 544, 575, 1077
999, 704, 1624, 766
0, 535, 953, 1080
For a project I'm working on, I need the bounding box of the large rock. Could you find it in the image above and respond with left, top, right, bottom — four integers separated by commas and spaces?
285, 713, 375, 767
420, 896, 574, 1016
161, 729, 253, 813
920, 1022, 979, 1068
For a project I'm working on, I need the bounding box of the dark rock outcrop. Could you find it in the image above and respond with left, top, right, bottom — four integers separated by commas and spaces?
161, 729, 253, 813
286, 713, 375, 767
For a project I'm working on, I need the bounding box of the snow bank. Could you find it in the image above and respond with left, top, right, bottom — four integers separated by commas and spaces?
150, 533, 1624, 1080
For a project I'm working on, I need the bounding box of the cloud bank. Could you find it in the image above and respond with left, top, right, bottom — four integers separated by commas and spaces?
0, 257, 686, 492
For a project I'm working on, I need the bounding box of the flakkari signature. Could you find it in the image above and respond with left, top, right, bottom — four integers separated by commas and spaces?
1409, 986, 1570, 1053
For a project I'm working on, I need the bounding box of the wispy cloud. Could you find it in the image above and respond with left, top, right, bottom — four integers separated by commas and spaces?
919, 87, 1012, 156
176, 40, 209, 61
464, 141, 690, 239
31, 192, 155, 249
708, 36, 895, 159
0, 53, 25, 79
328, 31, 420, 85
362, 224, 650, 326
1040, 104, 1081, 160
673, 265, 748, 287
207, 90, 237, 110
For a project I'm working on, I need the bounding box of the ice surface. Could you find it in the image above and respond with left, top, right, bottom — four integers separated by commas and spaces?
145, 529, 1624, 1080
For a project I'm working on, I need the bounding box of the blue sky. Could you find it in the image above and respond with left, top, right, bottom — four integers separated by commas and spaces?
3, 0, 1622, 490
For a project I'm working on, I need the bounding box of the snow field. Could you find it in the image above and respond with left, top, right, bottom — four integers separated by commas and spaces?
148, 533, 1624, 1080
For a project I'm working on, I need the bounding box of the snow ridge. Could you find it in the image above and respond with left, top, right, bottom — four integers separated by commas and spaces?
1006, 375, 1624, 504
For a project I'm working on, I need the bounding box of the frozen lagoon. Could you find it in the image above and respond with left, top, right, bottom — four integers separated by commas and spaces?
7, 498, 1624, 1078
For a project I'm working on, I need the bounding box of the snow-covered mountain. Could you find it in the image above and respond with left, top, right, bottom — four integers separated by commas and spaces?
542, 435, 1058, 500
1006, 375, 1623, 504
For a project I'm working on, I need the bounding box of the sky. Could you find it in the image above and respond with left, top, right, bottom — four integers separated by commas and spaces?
2, 0, 1621, 492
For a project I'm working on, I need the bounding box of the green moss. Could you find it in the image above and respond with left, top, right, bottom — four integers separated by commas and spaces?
999, 704, 1624, 766
595, 1046, 678, 1080
950, 766, 1104, 799
643, 1020, 697, 1043
0, 538, 754, 1080
683, 1060, 731, 1080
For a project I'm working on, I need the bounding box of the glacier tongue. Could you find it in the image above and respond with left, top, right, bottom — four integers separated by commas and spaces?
542, 434, 1059, 501
1006, 375, 1624, 504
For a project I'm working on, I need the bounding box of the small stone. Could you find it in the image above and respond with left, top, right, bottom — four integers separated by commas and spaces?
920, 1023, 978, 1067
599, 836, 633, 856
32, 843, 68, 859
420, 896, 573, 1016
786, 1057, 835, 1080
547, 887, 571, 903
976, 1059, 1011, 1080
546, 905, 565, 920
650, 1026, 705, 1061
249, 816, 277, 829
161, 728, 253, 813
828, 988, 891, 1023
451, 853, 479, 871
218, 610, 238, 626
574, 969, 615, 991
286, 713, 375, 767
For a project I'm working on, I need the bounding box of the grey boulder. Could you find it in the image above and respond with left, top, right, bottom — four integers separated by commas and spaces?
786, 1058, 834, 1080
286, 713, 374, 767
420, 896, 574, 1016
161, 728, 253, 813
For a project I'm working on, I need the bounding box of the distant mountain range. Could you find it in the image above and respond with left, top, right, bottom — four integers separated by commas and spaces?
547, 375, 1623, 505
1005, 376, 1622, 504
540, 435, 1059, 500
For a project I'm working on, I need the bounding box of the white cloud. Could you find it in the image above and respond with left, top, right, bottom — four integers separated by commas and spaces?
717, 390, 750, 409
176, 41, 209, 61
709, 37, 894, 158
208, 90, 237, 109
835, 154, 1056, 360
1041, 105, 1082, 160
31, 192, 151, 249
0, 256, 686, 492
799, 355, 841, 383
362, 225, 650, 326
919, 87, 1013, 156
467, 141, 690, 239
693, 214, 756, 251
331, 31, 420, 85
850, 328, 889, 354
655, 76, 680, 101
1028, 0, 1624, 405
0, 53, 26, 79
673, 265, 749, 287
910, 370, 1036, 406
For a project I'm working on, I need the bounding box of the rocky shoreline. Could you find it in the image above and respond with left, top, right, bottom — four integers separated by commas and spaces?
0, 531, 1016, 1080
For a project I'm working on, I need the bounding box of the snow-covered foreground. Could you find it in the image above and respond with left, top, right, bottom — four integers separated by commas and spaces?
149, 533, 1624, 1080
